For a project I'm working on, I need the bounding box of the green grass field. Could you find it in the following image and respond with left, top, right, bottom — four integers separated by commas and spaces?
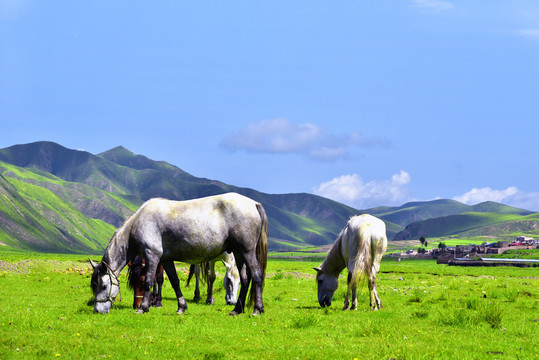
0, 250, 537, 359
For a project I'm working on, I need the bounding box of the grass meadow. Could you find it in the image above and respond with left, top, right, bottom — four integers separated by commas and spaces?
0, 250, 537, 359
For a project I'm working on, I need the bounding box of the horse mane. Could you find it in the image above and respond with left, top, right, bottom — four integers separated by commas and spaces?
90, 262, 105, 293
126, 256, 145, 290
102, 200, 154, 267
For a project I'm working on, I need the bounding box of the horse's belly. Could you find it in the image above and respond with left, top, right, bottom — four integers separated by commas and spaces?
160, 231, 226, 264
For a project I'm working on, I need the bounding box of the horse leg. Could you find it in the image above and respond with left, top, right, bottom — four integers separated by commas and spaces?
370, 248, 384, 310
241, 251, 265, 316
369, 275, 382, 310
230, 258, 249, 316
350, 284, 358, 310
368, 278, 377, 310
154, 264, 164, 307
343, 272, 351, 310
139, 269, 156, 312
162, 261, 188, 314
369, 270, 383, 310
136, 249, 163, 313
193, 265, 201, 302
206, 261, 216, 305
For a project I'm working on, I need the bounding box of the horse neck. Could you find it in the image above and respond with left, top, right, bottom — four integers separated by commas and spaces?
321, 235, 346, 277
102, 231, 131, 276
103, 200, 150, 276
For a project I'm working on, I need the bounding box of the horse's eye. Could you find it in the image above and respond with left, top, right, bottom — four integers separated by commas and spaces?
102, 283, 107, 290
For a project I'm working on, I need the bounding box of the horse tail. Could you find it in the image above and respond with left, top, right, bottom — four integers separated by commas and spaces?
186, 264, 196, 287
248, 203, 268, 307
351, 221, 373, 287
201, 262, 210, 284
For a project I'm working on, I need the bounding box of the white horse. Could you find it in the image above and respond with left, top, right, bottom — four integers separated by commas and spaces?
187, 251, 241, 305
90, 193, 268, 316
314, 214, 387, 310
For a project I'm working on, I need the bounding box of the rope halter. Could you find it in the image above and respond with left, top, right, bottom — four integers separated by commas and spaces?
95, 261, 123, 304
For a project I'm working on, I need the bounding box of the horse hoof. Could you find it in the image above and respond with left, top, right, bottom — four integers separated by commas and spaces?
251, 309, 262, 316
136, 309, 145, 314
229, 310, 240, 316
176, 308, 186, 315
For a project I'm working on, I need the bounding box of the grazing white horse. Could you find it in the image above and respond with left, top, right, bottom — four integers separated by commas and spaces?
314, 214, 387, 310
187, 251, 241, 305
91, 193, 268, 316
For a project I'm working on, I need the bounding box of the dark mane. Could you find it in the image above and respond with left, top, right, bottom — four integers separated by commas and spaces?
126, 256, 145, 290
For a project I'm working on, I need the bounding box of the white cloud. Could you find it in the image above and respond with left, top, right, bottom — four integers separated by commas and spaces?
516, 29, 539, 39
313, 170, 412, 209
453, 187, 518, 204
221, 118, 321, 154
454, 186, 539, 211
412, 0, 454, 12
220, 118, 390, 162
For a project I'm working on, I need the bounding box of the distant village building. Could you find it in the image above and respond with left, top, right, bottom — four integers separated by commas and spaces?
389, 236, 538, 263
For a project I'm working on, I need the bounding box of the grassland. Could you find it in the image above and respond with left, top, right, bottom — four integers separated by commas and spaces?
0, 250, 537, 359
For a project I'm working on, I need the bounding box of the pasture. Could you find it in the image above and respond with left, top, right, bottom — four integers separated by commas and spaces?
0, 250, 537, 359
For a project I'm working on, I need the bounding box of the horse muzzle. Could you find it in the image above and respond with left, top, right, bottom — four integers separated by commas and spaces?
94, 300, 112, 314
319, 297, 332, 308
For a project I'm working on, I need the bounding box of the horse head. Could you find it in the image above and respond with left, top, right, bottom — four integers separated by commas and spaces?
314, 266, 339, 308
90, 259, 121, 313
222, 258, 240, 305
126, 257, 146, 309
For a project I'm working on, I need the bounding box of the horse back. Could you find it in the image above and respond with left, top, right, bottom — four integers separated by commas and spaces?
342, 214, 387, 266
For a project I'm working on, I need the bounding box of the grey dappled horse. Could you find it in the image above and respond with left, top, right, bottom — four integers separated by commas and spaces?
90, 193, 268, 316
314, 214, 387, 310
186, 252, 240, 305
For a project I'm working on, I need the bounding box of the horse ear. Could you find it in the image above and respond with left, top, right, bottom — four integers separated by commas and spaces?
89, 259, 98, 269
222, 260, 232, 270
313, 266, 322, 272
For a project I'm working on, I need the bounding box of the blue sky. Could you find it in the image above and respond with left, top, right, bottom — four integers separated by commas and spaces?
2, 1, 539, 210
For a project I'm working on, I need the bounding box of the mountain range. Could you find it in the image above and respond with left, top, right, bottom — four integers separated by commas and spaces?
0, 141, 537, 254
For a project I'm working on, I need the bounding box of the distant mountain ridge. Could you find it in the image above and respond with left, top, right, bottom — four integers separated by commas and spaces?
0, 141, 536, 253
365, 199, 532, 228
0, 142, 364, 252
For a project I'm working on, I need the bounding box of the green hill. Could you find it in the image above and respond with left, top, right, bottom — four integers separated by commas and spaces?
393, 212, 535, 240
0, 141, 380, 252
1, 141, 535, 253
366, 199, 470, 227
0, 162, 119, 253
365, 199, 532, 228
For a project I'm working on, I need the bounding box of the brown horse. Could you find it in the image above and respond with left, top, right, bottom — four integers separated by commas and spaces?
127, 256, 164, 309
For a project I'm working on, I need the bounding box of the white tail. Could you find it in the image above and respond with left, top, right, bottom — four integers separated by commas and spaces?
351, 222, 373, 287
